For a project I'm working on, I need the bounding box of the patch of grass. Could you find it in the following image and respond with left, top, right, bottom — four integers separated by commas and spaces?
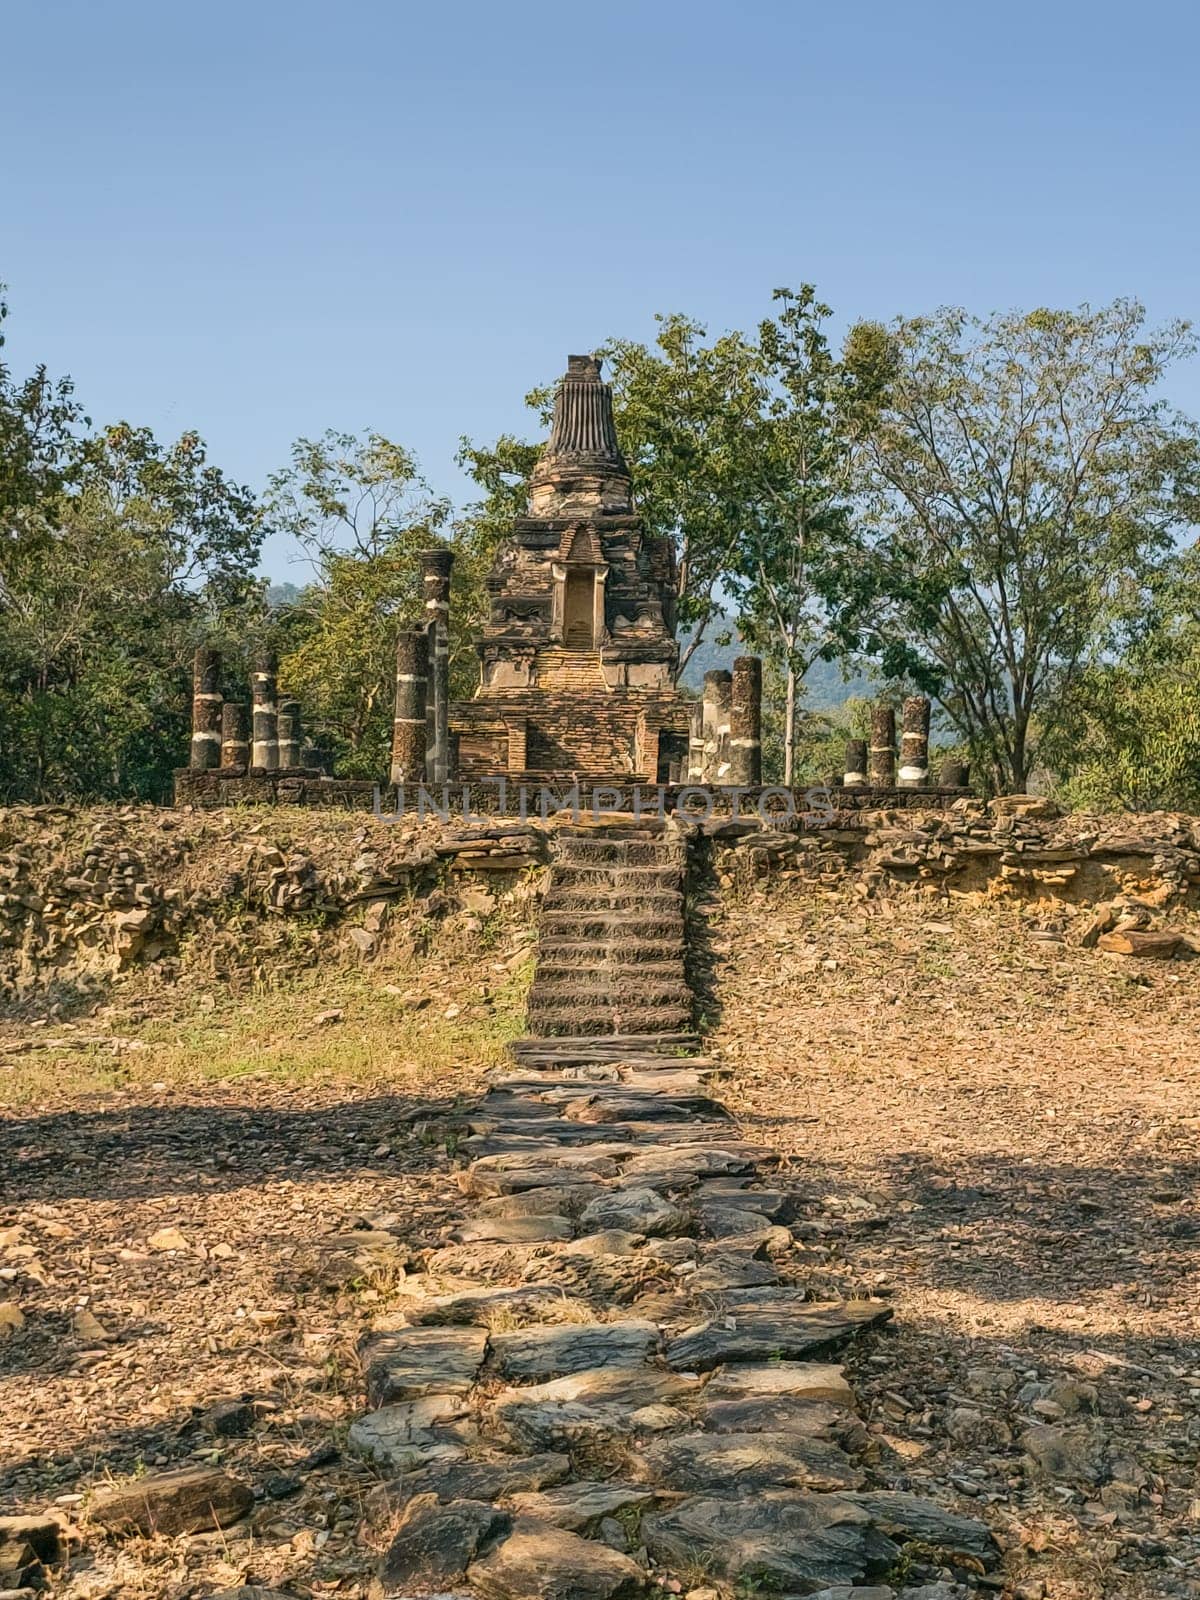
0, 935, 533, 1106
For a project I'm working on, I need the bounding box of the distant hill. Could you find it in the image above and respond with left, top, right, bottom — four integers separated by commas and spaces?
680, 628, 870, 709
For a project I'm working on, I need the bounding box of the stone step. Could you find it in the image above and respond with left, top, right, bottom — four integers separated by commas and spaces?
549, 863, 684, 890
542, 886, 683, 913
539, 911, 683, 940
532, 961, 687, 987
554, 839, 685, 868
533, 938, 685, 965
522, 1006, 695, 1037
528, 981, 693, 1011
509, 1033, 701, 1062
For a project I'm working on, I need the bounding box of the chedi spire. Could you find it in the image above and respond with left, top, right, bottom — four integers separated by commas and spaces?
530, 354, 630, 516
543, 354, 627, 470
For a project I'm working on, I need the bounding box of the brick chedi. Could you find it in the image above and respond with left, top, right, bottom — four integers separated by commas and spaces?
451, 355, 692, 782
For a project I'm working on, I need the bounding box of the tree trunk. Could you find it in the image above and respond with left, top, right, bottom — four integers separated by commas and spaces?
783, 664, 796, 786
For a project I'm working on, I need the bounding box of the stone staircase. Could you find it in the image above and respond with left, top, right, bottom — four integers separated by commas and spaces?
526, 827, 693, 1038
534, 647, 612, 694
347, 821, 998, 1596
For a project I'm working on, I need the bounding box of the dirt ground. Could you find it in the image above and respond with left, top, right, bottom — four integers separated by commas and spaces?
712, 883, 1200, 1600
2, 880, 1199, 1597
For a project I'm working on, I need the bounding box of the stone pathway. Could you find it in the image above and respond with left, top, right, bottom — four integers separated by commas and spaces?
356, 826, 998, 1598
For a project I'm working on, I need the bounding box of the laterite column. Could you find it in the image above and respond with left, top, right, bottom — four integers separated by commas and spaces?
702, 668, 733, 781
869, 705, 896, 788
390, 629, 429, 786
251, 650, 279, 773
898, 695, 931, 787
278, 700, 302, 770
190, 647, 222, 770
940, 758, 970, 789
420, 548, 454, 784
686, 702, 705, 783
729, 656, 763, 785
221, 703, 250, 769
843, 738, 868, 788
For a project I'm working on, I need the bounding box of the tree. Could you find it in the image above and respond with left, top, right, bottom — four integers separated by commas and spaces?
731, 287, 866, 784
265, 431, 452, 776
459, 316, 763, 679
0, 285, 84, 556
1052, 553, 1200, 811
0, 422, 262, 800
848, 300, 1200, 793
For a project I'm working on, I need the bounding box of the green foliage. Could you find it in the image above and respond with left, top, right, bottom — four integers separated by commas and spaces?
1054, 570, 1200, 810
0, 285, 85, 548
732, 286, 870, 782
0, 410, 263, 801
848, 298, 1200, 793
265, 431, 453, 777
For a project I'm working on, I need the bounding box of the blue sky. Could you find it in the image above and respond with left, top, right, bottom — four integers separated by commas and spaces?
3, 0, 1198, 578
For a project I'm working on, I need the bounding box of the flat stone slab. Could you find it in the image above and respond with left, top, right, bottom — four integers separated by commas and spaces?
497, 1365, 697, 1408
384, 1452, 571, 1509
840, 1491, 996, 1565
489, 1320, 660, 1381
361, 1326, 488, 1405
508, 1481, 661, 1533
453, 1216, 575, 1245
696, 1396, 866, 1448
641, 1492, 898, 1591
489, 1367, 698, 1449
665, 1298, 892, 1372
465, 1123, 721, 1158
620, 1145, 769, 1183
88, 1467, 252, 1537
348, 1398, 475, 1470
704, 1360, 856, 1408
549, 1228, 644, 1258
478, 1186, 599, 1218
638, 1430, 864, 1492
686, 1250, 778, 1292
462, 1156, 620, 1197
698, 1203, 787, 1239
579, 1187, 690, 1237
467, 1516, 648, 1599
563, 1093, 731, 1124
396, 1284, 566, 1327
378, 1492, 507, 1589
692, 1182, 787, 1217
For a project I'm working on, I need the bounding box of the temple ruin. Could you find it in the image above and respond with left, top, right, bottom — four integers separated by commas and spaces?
449, 354, 693, 783
177, 350, 971, 811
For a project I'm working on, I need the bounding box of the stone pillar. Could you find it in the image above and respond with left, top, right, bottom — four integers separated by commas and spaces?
251, 650, 279, 773
390, 628, 429, 786
420, 548, 454, 783
869, 705, 896, 788
686, 701, 705, 783
898, 695, 931, 787
190, 647, 222, 770
278, 699, 302, 770
940, 758, 970, 789
702, 669, 733, 782
220, 703, 250, 769
729, 656, 763, 785
843, 738, 868, 787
